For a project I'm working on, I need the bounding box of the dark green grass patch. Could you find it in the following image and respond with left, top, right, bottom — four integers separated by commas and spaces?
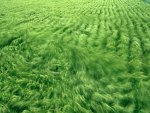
144, 0, 150, 3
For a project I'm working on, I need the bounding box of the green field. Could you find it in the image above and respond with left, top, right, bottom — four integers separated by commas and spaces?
0, 0, 150, 113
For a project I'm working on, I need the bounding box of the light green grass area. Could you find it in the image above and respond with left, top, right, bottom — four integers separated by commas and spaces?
0, 0, 150, 113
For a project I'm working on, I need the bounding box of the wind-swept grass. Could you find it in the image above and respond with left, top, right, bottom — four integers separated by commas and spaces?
0, 0, 150, 113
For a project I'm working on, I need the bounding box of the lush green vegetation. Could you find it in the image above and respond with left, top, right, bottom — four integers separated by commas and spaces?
0, 0, 150, 113
144, 0, 150, 3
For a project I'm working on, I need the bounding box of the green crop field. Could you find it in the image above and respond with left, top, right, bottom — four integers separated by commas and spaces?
0, 0, 150, 113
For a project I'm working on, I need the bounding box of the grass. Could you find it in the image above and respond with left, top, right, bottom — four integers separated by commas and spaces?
0, 0, 150, 113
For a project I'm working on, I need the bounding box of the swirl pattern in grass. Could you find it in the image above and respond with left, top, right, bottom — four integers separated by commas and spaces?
0, 0, 150, 113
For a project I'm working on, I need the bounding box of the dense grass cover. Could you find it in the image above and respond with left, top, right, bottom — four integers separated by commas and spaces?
144, 0, 150, 3
0, 0, 150, 113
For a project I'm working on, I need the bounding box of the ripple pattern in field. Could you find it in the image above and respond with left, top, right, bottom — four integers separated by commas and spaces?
0, 0, 150, 113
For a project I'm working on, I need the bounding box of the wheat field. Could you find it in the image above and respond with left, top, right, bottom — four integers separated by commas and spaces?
0, 0, 150, 113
